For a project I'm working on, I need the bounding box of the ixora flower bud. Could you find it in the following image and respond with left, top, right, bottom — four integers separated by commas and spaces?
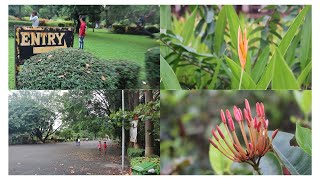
209, 99, 279, 175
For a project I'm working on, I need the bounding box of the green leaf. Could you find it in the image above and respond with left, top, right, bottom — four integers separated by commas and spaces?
160, 5, 172, 57
251, 46, 270, 83
225, 5, 241, 50
278, 5, 311, 56
271, 48, 299, 89
297, 61, 312, 87
209, 123, 233, 174
293, 90, 312, 115
300, 9, 312, 69
208, 58, 221, 89
296, 123, 312, 156
160, 5, 172, 31
259, 152, 283, 175
255, 50, 275, 90
269, 131, 311, 175
160, 55, 181, 90
181, 6, 198, 45
225, 56, 256, 89
285, 31, 301, 67
214, 6, 227, 54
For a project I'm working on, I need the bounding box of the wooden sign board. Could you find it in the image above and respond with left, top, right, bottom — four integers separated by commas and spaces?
14, 26, 74, 86
15, 26, 74, 65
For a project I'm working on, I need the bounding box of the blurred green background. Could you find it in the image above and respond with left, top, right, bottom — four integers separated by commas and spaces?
160, 90, 311, 175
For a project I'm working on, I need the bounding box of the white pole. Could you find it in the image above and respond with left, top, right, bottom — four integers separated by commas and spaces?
121, 90, 125, 170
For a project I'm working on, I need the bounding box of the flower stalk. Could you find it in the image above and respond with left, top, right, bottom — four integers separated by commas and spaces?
209, 99, 279, 175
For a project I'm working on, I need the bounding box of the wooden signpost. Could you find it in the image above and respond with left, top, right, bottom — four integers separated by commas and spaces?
14, 26, 74, 86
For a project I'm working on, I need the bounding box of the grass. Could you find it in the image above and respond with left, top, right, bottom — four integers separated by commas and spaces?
9, 28, 159, 89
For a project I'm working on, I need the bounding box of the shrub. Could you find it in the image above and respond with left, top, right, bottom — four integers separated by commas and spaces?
145, 47, 160, 88
8, 20, 74, 37
8, 20, 32, 37
145, 25, 160, 34
17, 48, 140, 90
112, 24, 126, 34
110, 60, 141, 89
130, 157, 160, 175
127, 148, 145, 159
126, 25, 142, 35
8, 15, 19, 20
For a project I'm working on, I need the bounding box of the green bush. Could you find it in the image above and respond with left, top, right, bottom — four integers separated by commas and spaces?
17, 48, 140, 90
112, 24, 126, 34
8, 20, 32, 37
8, 20, 74, 37
127, 148, 145, 159
145, 47, 160, 88
126, 25, 142, 35
145, 25, 160, 34
45, 21, 74, 27
8, 15, 19, 20
130, 157, 160, 175
110, 60, 141, 89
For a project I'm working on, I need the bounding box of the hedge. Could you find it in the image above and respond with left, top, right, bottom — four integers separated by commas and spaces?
112, 23, 160, 35
112, 24, 126, 34
127, 148, 145, 159
17, 48, 141, 90
8, 20, 32, 37
8, 20, 74, 37
145, 47, 160, 88
130, 156, 160, 175
110, 60, 141, 89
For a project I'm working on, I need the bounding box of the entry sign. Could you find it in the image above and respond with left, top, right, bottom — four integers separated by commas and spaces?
15, 26, 74, 66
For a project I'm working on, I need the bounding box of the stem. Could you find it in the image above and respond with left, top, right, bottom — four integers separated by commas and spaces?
250, 157, 263, 175
239, 69, 244, 90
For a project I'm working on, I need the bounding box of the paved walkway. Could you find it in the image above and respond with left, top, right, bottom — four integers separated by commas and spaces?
9, 140, 130, 175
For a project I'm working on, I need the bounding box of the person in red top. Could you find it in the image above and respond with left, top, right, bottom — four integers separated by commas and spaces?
79, 16, 86, 49
103, 141, 107, 155
97, 140, 102, 154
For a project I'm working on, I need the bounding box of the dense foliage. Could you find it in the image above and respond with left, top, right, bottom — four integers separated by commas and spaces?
17, 48, 141, 90
145, 47, 160, 88
9, 91, 61, 144
127, 148, 145, 159
160, 5, 312, 90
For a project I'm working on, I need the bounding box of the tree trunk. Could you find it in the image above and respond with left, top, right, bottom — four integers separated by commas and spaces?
144, 90, 154, 156
18, 6, 21, 19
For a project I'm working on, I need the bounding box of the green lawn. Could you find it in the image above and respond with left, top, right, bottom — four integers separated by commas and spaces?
9, 28, 158, 89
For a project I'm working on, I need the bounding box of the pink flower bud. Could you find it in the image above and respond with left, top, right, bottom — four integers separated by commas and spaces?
248, 143, 253, 150
243, 108, 251, 127
211, 129, 219, 141
220, 109, 226, 124
256, 102, 261, 117
216, 125, 225, 139
226, 110, 235, 131
233, 106, 242, 122
209, 138, 218, 149
260, 103, 265, 117
272, 129, 279, 139
245, 99, 251, 114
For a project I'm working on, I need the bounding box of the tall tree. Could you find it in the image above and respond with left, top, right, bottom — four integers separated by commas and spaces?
144, 90, 154, 156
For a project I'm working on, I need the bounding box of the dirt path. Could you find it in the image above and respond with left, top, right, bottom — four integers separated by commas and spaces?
9, 140, 130, 175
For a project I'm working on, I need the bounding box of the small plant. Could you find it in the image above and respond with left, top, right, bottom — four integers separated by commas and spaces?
127, 148, 145, 159
145, 47, 160, 89
130, 156, 160, 175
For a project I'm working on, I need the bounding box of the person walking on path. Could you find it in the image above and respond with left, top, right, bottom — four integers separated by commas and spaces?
78, 16, 87, 49
103, 141, 107, 156
30, 11, 39, 27
98, 141, 102, 155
